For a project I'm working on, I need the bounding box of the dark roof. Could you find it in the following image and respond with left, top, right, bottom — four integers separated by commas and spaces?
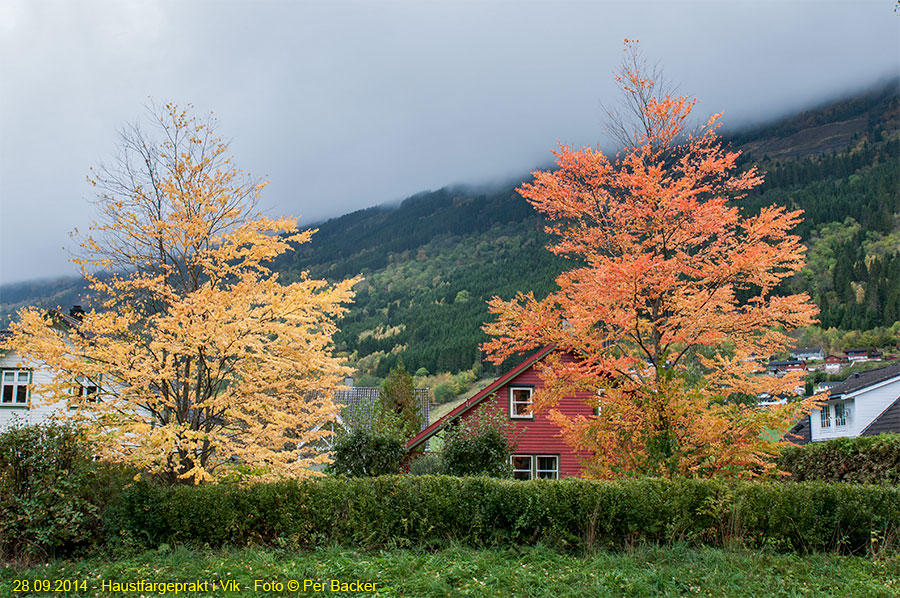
861, 397, 900, 436
407, 344, 556, 450
828, 363, 900, 398
48, 309, 83, 329
785, 414, 811, 445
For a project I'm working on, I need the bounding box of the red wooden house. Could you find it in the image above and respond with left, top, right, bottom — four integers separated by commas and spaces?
406, 345, 595, 479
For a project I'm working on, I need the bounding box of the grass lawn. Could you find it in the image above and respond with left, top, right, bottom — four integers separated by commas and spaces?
1, 545, 897, 597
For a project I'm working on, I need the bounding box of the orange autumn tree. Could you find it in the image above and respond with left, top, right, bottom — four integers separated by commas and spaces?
483, 44, 819, 479
4, 104, 357, 484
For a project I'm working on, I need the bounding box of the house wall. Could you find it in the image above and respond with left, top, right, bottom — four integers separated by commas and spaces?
455, 357, 595, 478
809, 377, 900, 441
0, 350, 70, 429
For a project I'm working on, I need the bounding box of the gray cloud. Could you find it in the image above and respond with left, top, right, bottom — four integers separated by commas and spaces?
1, 0, 897, 284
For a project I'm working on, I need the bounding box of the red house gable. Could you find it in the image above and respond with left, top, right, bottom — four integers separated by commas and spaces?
408, 345, 595, 479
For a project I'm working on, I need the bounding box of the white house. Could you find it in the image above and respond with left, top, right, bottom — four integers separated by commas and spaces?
789, 363, 900, 443
791, 347, 825, 362
0, 309, 92, 430
0, 339, 72, 429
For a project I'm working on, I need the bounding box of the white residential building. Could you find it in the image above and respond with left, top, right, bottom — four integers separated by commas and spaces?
790, 363, 900, 443
0, 344, 70, 429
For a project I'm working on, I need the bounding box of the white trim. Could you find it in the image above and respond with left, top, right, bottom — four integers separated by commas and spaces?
837, 374, 900, 400
511, 454, 533, 480
535, 454, 559, 480
1, 369, 31, 406
509, 386, 534, 419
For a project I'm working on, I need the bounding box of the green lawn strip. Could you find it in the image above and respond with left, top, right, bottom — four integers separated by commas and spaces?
1, 545, 897, 598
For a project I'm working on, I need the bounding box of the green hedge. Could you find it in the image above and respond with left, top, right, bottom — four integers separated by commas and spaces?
104, 476, 900, 555
0, 422, 133, 560
779, 435, 900, 483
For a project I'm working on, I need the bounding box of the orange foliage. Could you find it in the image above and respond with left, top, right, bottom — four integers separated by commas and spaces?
483, 43, 819, 479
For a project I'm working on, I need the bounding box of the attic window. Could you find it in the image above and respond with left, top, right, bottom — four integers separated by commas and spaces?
509, 387, 534, 419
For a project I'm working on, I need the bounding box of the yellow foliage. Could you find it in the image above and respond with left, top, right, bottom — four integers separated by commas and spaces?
3, 104, 357, 484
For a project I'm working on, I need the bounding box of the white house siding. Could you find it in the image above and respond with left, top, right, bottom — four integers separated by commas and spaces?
809, 376, 900, 442
0, 351, 70, 429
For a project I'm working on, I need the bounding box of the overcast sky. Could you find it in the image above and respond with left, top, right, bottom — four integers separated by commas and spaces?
0, 0, 897, 286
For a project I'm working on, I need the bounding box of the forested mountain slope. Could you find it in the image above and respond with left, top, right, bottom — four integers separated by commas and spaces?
2, 81, 898, 379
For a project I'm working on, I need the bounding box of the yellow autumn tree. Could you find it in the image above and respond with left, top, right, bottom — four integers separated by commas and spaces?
4, 103, 357, 484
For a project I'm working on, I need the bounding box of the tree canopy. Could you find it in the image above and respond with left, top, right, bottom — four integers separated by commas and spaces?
4, 103, 357, 484
483, 43, 819, 478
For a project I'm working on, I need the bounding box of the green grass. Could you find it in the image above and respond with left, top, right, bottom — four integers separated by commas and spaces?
2, 545, 898, 597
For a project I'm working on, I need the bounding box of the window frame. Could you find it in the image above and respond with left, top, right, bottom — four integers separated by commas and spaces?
820, 404, 831, 428
1, 368, 31, 408
510, 453, 560, 480
508, 386, 535, 420
511, 454, 533, 480
593, 387, 605, 417
833, 402, 847, 427
72, 376, 101, 403
535, 454, 560, 479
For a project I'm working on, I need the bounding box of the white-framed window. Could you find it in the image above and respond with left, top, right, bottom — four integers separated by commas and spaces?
820, 405, 831, 428
834, 402, 847, 427
594, 388, 605, 417
535, 455, 559, 479
511, 454, 560, 480
509, 386, 534, 419
1, 369, 30, 406
511, 455, 533, 480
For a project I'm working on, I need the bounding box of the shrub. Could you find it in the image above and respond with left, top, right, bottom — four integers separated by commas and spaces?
381, 363, 422, 439
441, 403, 514, 477
104, 476, 900, 555
408, 452, 444, 475
0, 421, 132, 560
779, 434, 900, 483
432, 381, 456, 404
327, 427, 407, 477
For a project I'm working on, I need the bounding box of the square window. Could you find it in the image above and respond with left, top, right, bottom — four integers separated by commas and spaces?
1, 369, 30, 404
509, 387, 534, 419
536, 456, 559, 479
511, 455, 532, 480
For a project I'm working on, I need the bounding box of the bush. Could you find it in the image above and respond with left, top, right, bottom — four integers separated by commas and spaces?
408, 452, 444, 475
104, 476, 900, 555
381, 363, 421, 439
441, 403, 514, 477
779, 434, 900, 483
327, 427, 407, 477
0, 421, 132, 560
432, 381, 456, 404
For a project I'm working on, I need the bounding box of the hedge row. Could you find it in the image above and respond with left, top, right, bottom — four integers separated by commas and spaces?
105, 476, 900, 555
779, 434, 900, 483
